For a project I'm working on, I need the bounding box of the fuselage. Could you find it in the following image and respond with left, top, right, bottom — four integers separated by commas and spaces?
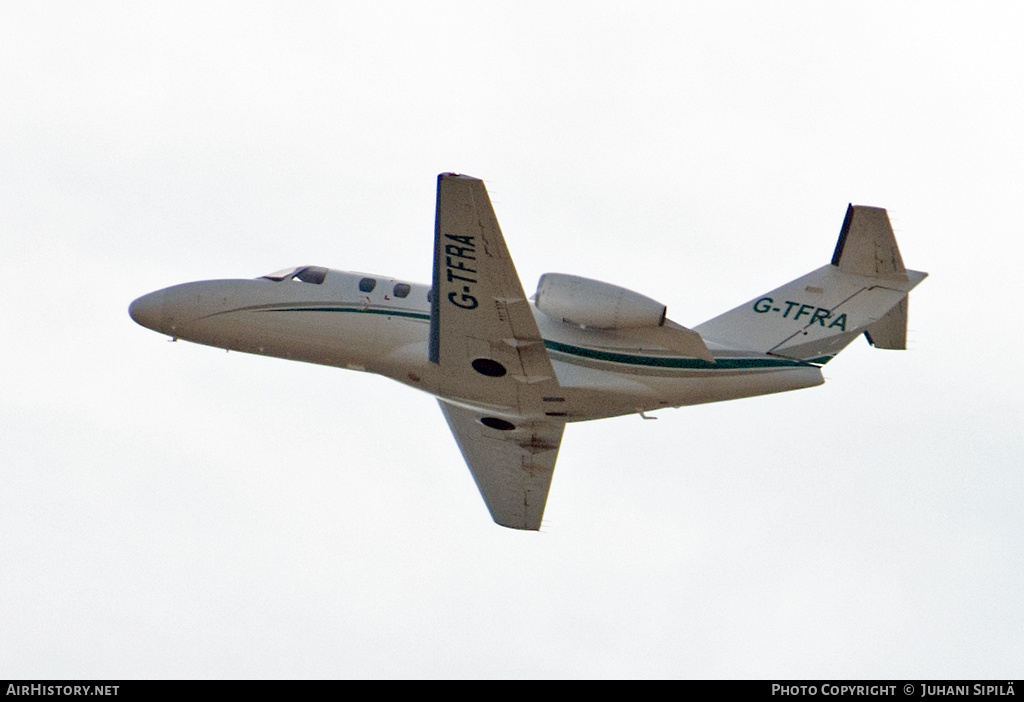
129, 267, 824, 421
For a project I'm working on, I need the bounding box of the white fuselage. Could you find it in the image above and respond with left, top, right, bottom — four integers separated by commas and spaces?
129, 268, 824, 421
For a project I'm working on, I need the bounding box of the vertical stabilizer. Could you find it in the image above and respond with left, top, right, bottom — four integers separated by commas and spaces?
832, 204, 907, 281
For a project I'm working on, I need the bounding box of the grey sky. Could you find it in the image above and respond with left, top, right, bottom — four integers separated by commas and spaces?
2, 1, 1022, 678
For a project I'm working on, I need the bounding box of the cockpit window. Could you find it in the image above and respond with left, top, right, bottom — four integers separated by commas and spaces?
261, 266, 328, 284
393, 283, 411, 298
262, 267, 300, 281
359, 277, 377, 293
295, 267, 327, 284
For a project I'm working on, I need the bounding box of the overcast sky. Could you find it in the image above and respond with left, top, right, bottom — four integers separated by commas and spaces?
3, 1, 1022, 678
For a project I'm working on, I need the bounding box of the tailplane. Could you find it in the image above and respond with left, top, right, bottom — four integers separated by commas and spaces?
694, 205, 926, 363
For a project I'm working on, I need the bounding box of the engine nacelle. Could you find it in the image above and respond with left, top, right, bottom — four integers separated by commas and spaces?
534, 273, 667, 329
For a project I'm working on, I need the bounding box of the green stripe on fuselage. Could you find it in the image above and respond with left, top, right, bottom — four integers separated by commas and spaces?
260, 306, 829, 368
542, 340, 816, 370
263, 306, 431, 321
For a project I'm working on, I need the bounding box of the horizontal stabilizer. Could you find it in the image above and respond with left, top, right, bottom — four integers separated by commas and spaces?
864, 297, 909, 349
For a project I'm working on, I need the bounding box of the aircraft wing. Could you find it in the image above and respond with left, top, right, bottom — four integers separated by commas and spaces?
429, 173, 566, 529
439, 400, 564, 530
429, 173, 560, 410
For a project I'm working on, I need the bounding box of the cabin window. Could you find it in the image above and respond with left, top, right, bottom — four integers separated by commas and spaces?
261, 266, 327, 284
393, 283, 411, 298
359, 277, 377, 293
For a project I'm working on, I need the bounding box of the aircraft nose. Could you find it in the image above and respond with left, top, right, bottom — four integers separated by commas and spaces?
128, 290, 166, 332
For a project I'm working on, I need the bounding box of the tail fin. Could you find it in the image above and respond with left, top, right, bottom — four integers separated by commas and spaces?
694, 205, 927, 363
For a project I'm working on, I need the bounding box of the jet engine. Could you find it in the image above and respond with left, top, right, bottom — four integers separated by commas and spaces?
534, 273, 667, 329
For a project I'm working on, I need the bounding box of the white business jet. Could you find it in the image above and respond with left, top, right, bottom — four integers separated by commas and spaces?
130, 173, 927, 530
